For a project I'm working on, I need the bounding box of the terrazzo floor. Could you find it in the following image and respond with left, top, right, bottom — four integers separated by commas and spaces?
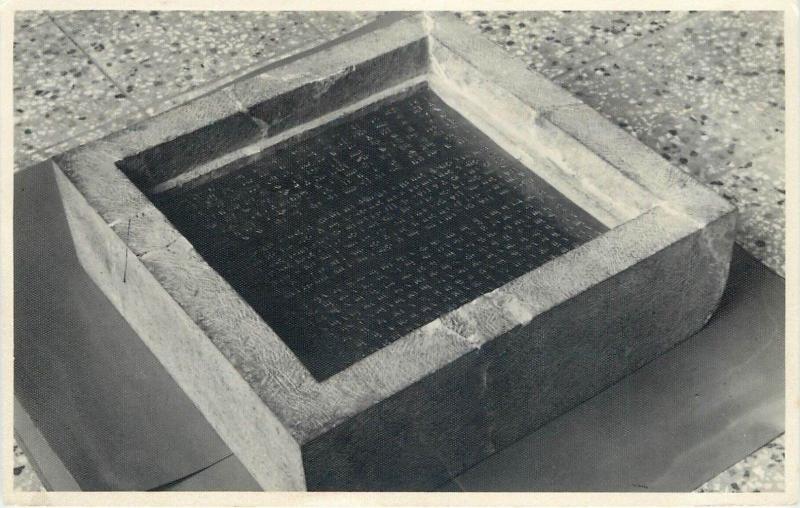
458, 10, 785, 276
11, 10, 786, 492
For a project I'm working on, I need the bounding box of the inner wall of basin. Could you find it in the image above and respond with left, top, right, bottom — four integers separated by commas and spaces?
149, 85, 608, 381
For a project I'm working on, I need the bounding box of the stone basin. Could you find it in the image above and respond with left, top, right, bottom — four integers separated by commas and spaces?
50, 12, 736, 491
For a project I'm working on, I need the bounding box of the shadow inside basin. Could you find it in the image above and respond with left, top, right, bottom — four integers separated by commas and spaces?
148, 86, 608, 380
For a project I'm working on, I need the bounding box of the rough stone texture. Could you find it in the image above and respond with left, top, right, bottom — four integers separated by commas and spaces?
117, 111, 263, 190
546, 103, 736, 225
48, 162, 307, 491
304, 208, 735, 491
14, 11, 783, 491
428, 13, 584, 112
243, 25, 428, 134
48, 13, 737, 490
453, 10, 785, 281
14, 164, 236, 491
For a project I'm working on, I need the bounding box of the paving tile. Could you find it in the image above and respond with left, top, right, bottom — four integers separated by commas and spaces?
707, 165, 785, 276
39, 108, 151, 161
696, 435, 785, 492
457, 11, 693, 79
554, 12, 784, 183
558, 71, 769, 181
13, 441, 45, 492
56, 11, 329, 106
14, 11, 51, 31
611, 11, 784, 111
13, 20, 142, 162
301, 11, 380, 38
14, 109, 150, 174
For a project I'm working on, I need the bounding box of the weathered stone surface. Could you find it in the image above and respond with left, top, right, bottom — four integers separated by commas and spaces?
231, 15, 428, 113
50, 162, 306, 491
245, 38, 429, 136
428, 37, 656, 228
14, 163, 232, 491
116, 112, 263, 190
426, 12, 582, 112
304, 207, 734, 491
50, 12, 737, 491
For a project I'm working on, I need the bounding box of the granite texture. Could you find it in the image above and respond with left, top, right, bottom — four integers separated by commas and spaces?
13, 19, 142, 164
455, 10, 787, 490
55, 11, 329, 108
457, 11, 694, 79
14, 10, 50, 31
554, 11, 784, 184
708, 166, 786, 276
304, 11, 380, 37
47, 12, 737, 490
12, 12, 392, 172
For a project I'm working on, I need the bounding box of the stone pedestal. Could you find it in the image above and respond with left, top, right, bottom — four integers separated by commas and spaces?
50, 13, 736, 491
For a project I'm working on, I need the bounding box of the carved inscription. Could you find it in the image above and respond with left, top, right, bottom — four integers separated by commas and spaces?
155, 87, 606, 380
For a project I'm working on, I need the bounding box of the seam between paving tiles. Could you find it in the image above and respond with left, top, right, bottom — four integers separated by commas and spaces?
22, 13, 330, 162
15, 12, 51, 31
20, 13, 368, 165
133, 13, 412, 120
547, 10, 713, 83
24, 111, 147, 162
132, 12, 350, 119
48, 13, 150, 115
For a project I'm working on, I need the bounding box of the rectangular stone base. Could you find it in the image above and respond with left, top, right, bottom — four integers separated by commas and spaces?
49, 13, 736, 490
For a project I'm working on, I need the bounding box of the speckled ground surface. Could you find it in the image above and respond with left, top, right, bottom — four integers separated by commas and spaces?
13, 18, 141, 167
456, 10, 785, 277
12, 10, 373, 170
12, 10, 786, 492
56, 11, 328, 106
457, 11, 695, 80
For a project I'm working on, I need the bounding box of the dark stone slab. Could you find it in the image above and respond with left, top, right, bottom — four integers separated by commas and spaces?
154, 87, 606, 380
13, 163, 232, 491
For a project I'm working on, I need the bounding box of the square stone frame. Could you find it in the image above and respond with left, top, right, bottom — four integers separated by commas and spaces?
49, 13, 737, 491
